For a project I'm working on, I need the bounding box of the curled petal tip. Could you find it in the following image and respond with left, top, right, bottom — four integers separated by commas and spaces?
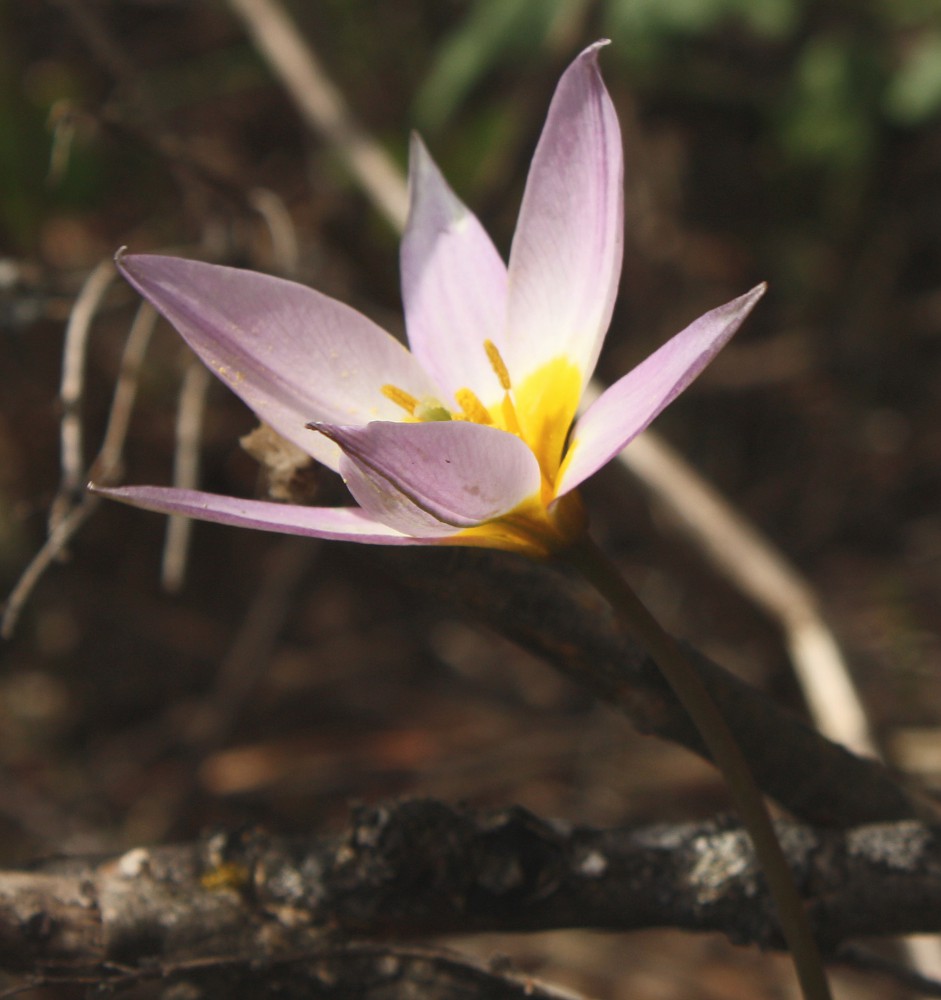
574, 39, 612, 70
583, 38, 611, 57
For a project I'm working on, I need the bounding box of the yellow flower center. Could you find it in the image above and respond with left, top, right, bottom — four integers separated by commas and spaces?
380, 341, 586, 555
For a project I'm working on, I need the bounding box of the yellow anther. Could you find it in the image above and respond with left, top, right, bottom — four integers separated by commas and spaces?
484, 340, 512, 391
455, 388, 493, 425
381, 384, 419, 415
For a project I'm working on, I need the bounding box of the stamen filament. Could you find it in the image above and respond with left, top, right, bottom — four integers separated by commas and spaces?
500, 393, 522, 436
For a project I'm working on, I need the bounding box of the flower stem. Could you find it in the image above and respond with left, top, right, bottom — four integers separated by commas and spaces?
563, 534, 832, 1000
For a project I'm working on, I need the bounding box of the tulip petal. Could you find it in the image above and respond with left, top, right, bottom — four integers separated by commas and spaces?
555, 284, 767, 497
312, 420, 542, 527
117, 253, 439, 471
338, 454, 464, 537
506, 41, 623, 385
90, 484, 451, 544
401, 135, 509, 405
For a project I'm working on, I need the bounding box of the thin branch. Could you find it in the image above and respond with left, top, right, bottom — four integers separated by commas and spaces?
227, 0, 409, 231
88, 301, 159, 483
52, 256, 117, 531
161, 357, 212, 592
2, 497, 98, 640
3, 299, 158, 639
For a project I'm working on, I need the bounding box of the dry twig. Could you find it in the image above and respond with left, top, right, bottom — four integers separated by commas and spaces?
161, 358, 213, 593
227, 0, 409, 231
52, 258, 117, 530
2, 298, 159, 638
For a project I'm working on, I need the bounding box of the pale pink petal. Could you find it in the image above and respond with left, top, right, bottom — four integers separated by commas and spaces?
338, 455, 464, 537
312, 420, 542, 527
400, 135, 509, 404
89, 484, 451, 544
117, 253, 439, 471
555, 284, 767, 497
505, 41, 623, 384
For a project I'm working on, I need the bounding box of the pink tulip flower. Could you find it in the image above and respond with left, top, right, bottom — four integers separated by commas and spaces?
95, 42, 764, 557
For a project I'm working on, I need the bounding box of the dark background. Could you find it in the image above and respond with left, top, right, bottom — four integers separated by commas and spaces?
2, 1, 941, 995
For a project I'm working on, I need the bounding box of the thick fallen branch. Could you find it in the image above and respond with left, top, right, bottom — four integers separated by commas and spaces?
2, 799, 940, 977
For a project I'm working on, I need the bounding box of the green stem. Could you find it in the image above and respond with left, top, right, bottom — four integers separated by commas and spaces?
563, 534, 832, 1000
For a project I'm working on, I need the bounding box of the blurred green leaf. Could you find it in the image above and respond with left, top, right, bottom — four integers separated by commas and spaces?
878, 0, 941, 28
777, 35, 879, 171
0, 11, 46, 248
884, 31, 941, 123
